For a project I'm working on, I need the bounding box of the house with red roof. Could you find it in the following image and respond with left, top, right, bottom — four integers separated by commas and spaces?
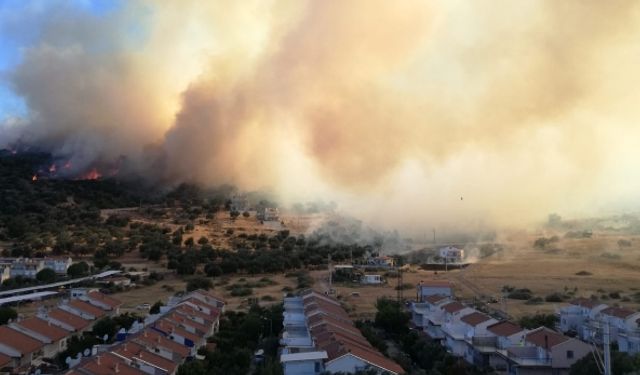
42, 308, 92, 333
501, 327, 591, 374
12, 317, 69, 358
0, 325, 44, 368
558, 298, 608, 340
281, 290, 404, 375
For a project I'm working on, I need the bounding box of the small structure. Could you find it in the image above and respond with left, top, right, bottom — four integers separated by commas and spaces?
361, 274, 383, 285
230, 195, 249, 212
366, 255, 395, 268
417, 280, 454, 301
257, 207, 279, 221
439, 246, 465, 263
43, 257, 73, 275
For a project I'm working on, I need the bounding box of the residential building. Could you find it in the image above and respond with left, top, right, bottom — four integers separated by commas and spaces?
416, 280, 454, 301
502, 327, 591, 375
13, 317, 69, 358
0, 325, 44, 368
43, 257, 73, 274
10, 259, 44, 279
361, 274, 383, 285
280, 290, 404, 375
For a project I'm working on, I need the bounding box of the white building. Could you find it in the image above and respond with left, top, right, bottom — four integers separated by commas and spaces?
10, 259, 44, 279
439, 246, 465, 263
416, 280, 454, 301
361, 274, 383, 285
43, 257, 72, 274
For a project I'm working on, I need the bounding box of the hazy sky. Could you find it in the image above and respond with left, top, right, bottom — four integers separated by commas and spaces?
1, 0, 640, 232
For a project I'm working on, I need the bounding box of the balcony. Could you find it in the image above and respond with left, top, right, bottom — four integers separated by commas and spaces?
470, 336, 498, 353
506, 347, 552, 367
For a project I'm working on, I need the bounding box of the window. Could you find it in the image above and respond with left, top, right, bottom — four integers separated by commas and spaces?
567, 350, 574, 359
314, 362, 321, 373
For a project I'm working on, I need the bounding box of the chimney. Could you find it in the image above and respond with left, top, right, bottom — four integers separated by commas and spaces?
123, 343, 128, 352
114, 362, 119, 373
96, 356, 101, 365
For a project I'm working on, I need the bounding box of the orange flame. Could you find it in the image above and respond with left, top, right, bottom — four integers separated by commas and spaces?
32, 175, 38, 181
49, 164, 57, 173
80, 168, 102, 180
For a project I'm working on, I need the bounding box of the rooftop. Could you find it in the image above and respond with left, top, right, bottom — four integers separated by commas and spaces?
281, 351, 328, 362
47, 308, 91, 331
16, 317, 68, 341
487, 321, 524, 337
0, 326, 43, 355
460, 312, 493, 327
442, 301, 466, 313
525, 327, 569, 349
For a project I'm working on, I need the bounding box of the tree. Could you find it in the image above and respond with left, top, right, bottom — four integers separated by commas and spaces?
67, 261, 90, 278
197, 236, 209, 245
204, 263, 222, 277
242, 211, 250, 218
177, 361, 208, 375
0, 307, 17, 325
150, 301, 164, 314
36, 268, 56, 283
374, 298, 409, 335
186, 276, 213, 292
518, 313, 558, 329
92, 317, 117, 342
184, 237, 195, 247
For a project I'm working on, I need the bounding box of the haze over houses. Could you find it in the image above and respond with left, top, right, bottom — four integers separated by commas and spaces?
411, 287, 593, 374
281, 289, 404, 375
558, 298, 640, 355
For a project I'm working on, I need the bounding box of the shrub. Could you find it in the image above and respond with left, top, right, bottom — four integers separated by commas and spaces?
230, 287, 252, 297
545, 293, 567, 302
508, 288, 533, 300
575, 270, 592, 276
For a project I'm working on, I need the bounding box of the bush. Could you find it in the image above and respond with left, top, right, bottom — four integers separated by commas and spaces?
0, 307, 17, 325
526, 297, 544, 305
508, 288, 533, 300
545, 292, 568, 302
186, 276, 213, 292
230, 287, 252, 297
36, 268, 57, 283
575, 270, 592, 276
519, 313, 558, 329
150, 301, 164, 314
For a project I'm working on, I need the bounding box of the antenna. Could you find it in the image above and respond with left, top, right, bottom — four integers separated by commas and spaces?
396, 256, 403, 304
328, 254, 332, 293
603, 321, 611, 375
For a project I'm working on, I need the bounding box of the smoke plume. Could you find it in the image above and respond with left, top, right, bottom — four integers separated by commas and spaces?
2, 0, 640, 232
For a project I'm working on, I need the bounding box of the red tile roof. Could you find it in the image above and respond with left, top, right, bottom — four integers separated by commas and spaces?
155, 319, 201, 344
525, 327, 569, 349
487, 321, 524, 337
442, 301, 466, 313
424, 295, 449, 304
0, 353, 11, 368
80, 352, 145, 375
460, 312, 493, 327
602, 306, 638, 319
68, 299, 106, 318
134, 329, 190, 358
175, 304, 214, 325
0, 326, 43, 355
17, 317, 68, 341
419, 280, 453, 288
570, 298, 602, 309
338, 344, 405, 374
164, 313, 209, 334
47, 308, 91, 331
87, 291, 122, 309
113, 341, 177, 374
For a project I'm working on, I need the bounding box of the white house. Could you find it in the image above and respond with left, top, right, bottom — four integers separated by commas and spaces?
361, 274, 383, 285
281, 351, 327, 375
10, 259, 44, 279
43, 257, 72, 274
558, 298, 607, 340
416, 280, 453, 301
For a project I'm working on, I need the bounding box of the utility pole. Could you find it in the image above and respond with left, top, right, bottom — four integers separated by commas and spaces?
328, 254, 332, 293
604, 321, 612, 375
433, 228, 436, 244
396, 257, 404, 305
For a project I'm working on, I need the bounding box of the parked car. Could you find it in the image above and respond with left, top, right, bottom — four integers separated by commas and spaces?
136, 303, 151, 310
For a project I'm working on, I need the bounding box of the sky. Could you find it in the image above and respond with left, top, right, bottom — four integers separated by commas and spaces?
1, 0, 640, 234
